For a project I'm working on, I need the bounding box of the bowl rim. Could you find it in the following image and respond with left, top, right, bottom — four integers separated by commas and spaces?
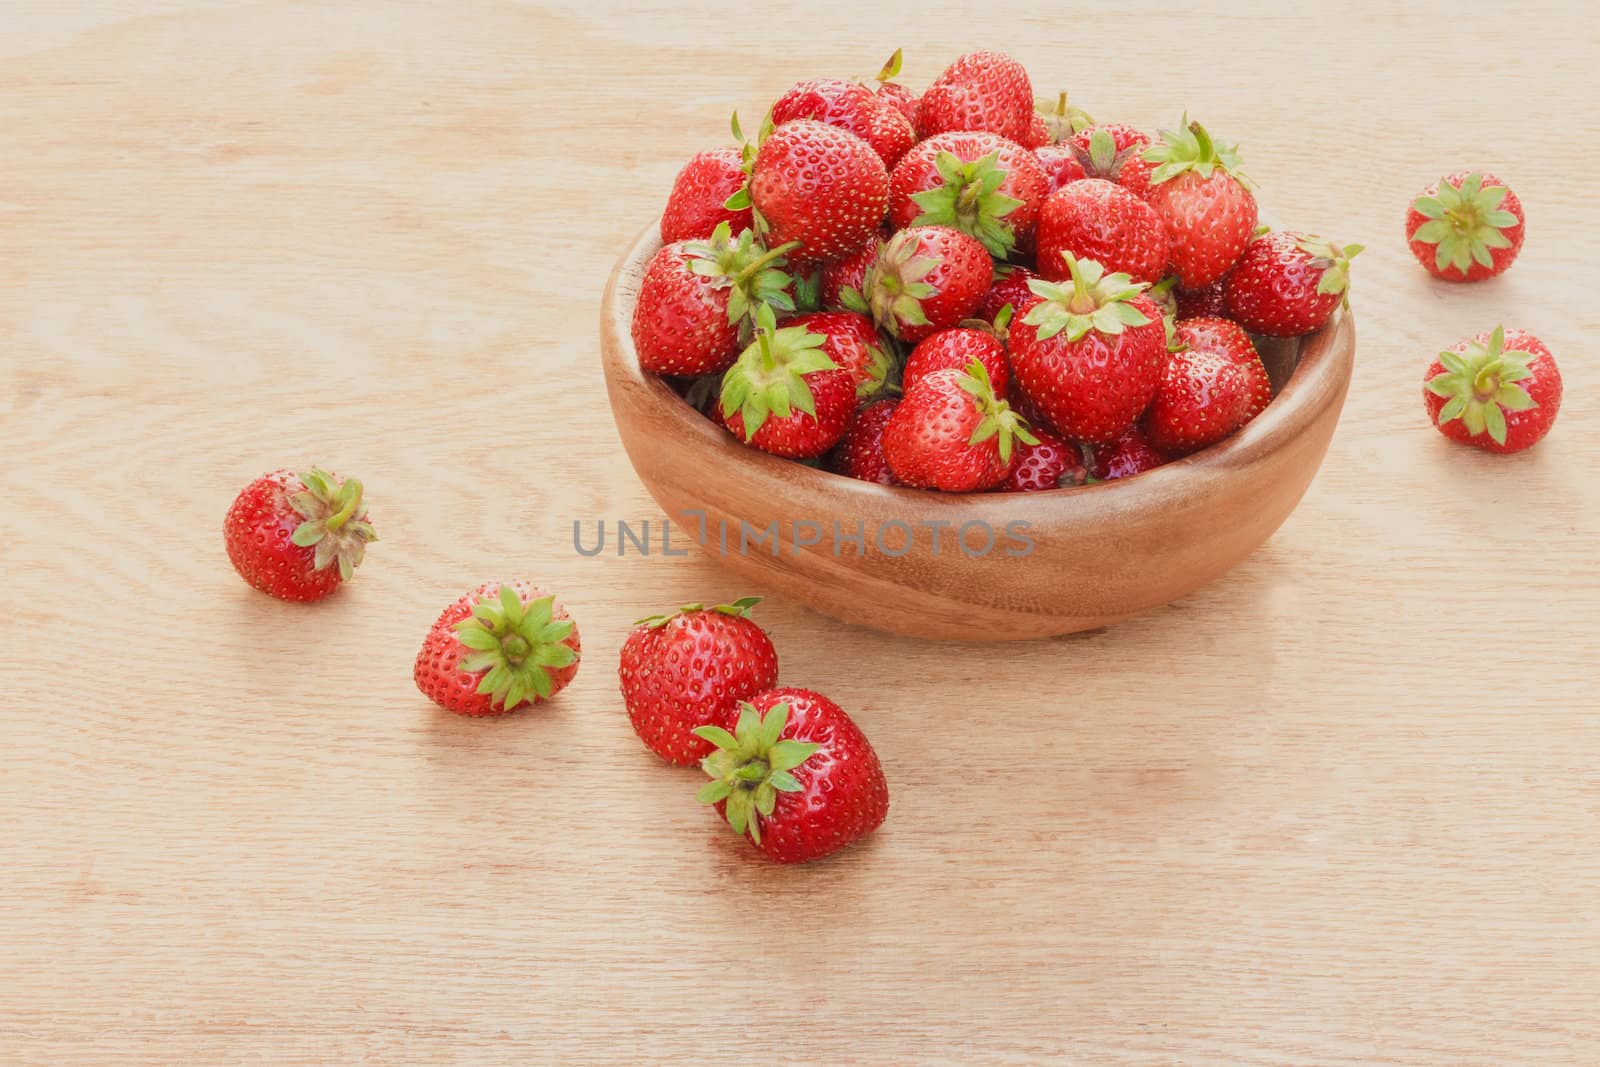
602, 220, 1356, 511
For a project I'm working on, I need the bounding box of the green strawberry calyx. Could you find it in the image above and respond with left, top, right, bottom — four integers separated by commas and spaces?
454, 586, 577, 710
1143, 115, 1250, 187
694, 701, 820, 845
874, 47, 904, 84
910, 150, 1025, 257
857, 337, 897, 400
1409, 173, 1520, 274
1425, 325, 1538, 446
863, 229, 943, 339
635, 595, 762, 629
1296, 236, 1364, 306
957, 359, 1038, 465
719, 303, 837, 439
287, 468, 378, 580
1022, 252, 1152, 342
1035, 90, 1094, 144
684, 221, 799, 339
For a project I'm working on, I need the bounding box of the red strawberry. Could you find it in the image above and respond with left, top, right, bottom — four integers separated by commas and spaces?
882, 359, 1035, 492
820, 238, 880, 311
224, 467, 377, 602
770, 78, 915, 169
1067, 124, 1157, 200
696, 688, 888, 864
719, 304, 855, 457
1003, 428, 1088, 492
1036, 178, 1168, 285
747, 118, 888, 268
630, 223, 796, 376
977, 264, 1042, 323
872, 48, 920, 127
619, 596, 779, 766
902, 326, 1010, 397
1020, 111, 1050, 150
1143, 347, 1255, 455
888, 131, 1048, 255
1406, 171, 1525, 283
1143, 119, 1258, 288
414, 581, 580, 716
826, 397, 901, 484
1032, 91, 1094, 146
1090, 428, 1168, 481
1423, 326, 1560, 453
857, 225, 991, 342
660, 147, 754, 244
1223, 231, 1362, 337
1174, 279, 1227, 318
916, 50, 1033, 143
1173, 316, 1271, 419
1009, 254, 1167, 443
1034, 144, 1088, 194
782, 311, 893, 400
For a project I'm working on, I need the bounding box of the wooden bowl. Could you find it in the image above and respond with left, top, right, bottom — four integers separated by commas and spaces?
601, 223, 1356, 641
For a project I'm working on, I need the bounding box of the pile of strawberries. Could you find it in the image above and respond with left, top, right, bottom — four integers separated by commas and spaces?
632, 48, 1364, 492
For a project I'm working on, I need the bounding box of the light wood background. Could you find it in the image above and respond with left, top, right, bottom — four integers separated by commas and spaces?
3, 3, 1597, 1064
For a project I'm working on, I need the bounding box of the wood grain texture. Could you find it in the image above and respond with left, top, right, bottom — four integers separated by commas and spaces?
3, 2, 1598, 1064
603, 223, 1354, 639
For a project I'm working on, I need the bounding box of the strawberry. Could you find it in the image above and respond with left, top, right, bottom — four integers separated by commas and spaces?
1009, 253, 1166, 443
888, 131, 1048, 256
1020, 111, 1051, 150
825, 397, 901, 484
1090, 428, 1168, 481
872, 48, 920, 127
619, 596, 779, 765
1036, 178, 1168, 285
902, 326, 1010, 397
782, 311, 894, 400
1406, 171, 1525, 283
660, 147, 754, 244
770, 78, 915, 169
855, 225, 991, 342
414, 581, 580, 716
916, 50, 1033, 143
1142, 347, 1255, 455
1003, 428, 1088, 492
882, 359, 1035, 492
1032, 91, 1094, 146
719, 304, 855, 457
1067, 124, 1157, 200
746, 118, 888, 268
1143, 118, 1258, 288
1173, 316, 1271, 419
819, 238, 879, 311
1174, 279, 1227, 319
630, 223, 795, 376
976, 264, 1041, 323
1424, 326, 1561, 454
1034, 144, 1088, 194
1223, 231, 1362, 337
224, 468, 377, 602
695, 688, 888, 864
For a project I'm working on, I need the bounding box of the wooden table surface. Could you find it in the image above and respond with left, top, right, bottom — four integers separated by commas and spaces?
4, 3, 1597, 1064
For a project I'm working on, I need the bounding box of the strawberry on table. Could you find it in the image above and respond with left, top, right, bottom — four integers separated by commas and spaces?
872, 48, 920, 128
661, 147, 754, 244
902, 326, 1010, 397
1173, 316, 1271, 418
1036, 177, 1168, 285
1009, 252, 1166, 443
826, 397, 901, 485
619, 596, 780, 766
855, 224, 991, 342
882, 359, 1035, 492
1143, 346, 1256, 455
1034, 143, 1088, 195
1223, 231, 1361, 337
1405, 171, 1525, 283
917, 50, 1033, 144
781, 311, 895, 400
1002, 428, 1088, 492
1143, 118, 1258, 288
1424, 326, 1561, 453
630, 222, 796, 377
719, 304, 855, 458
695, 688, 888, 865
224, 467, 377, 602
889, 131, 1048, 255
1032, 91, 1094, 146
770, 77, 915, 169
746, 117, 889, 268
414, 581, 580, 716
